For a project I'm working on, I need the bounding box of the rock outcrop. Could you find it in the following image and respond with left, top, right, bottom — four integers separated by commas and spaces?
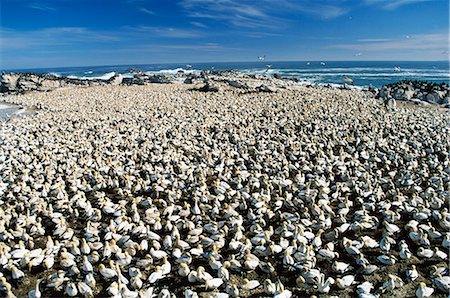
0, 74, 19, 92
376, 80, 449, 107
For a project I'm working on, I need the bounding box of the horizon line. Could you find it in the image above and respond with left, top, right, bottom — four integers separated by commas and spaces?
2, 59, 449, 72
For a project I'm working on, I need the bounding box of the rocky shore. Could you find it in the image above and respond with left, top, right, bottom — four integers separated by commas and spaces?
1, 72, 449, 109
376, 80, 449, 108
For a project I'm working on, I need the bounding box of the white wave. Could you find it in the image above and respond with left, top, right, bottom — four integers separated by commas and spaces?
67, 72, 116, 80
145, 68, 201, 75
48, 72, 60, 77
275, 72, 450, 78
121, 73, 135, 79
243, 67, 450, 74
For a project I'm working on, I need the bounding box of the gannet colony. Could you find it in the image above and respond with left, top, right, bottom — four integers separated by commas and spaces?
0, 78, 449, 298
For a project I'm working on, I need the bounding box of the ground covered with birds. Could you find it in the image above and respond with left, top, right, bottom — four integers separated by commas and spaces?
0, 83, 449, 298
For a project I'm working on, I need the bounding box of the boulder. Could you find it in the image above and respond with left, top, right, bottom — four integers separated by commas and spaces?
378, 87, 390, 99
196, 81, 220, 92
40, 79, 61, 91
256, 84, 275, 93
392, 88, 407, 100
149, 75, 171, 84
425, 92, 439, 103
108, 74, 123, 86
0, 74, 19, 92
273, 73, 282, 80
227, 80, 244, 89
18, 79, 39, 91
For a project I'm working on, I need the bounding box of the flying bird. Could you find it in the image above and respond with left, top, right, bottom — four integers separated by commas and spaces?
258, 56, 266, 61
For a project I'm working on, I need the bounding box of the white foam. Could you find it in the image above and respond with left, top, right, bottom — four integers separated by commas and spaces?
274, 71, 449, 78
67, 72, 116, 80
145, 68, 201, 75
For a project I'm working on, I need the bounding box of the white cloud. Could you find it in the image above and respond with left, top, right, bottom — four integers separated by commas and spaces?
28, 2, 56, 11
131, 26, 204, 38
190, 21, 208, 28
357, 38, 392, 42
137, 7, 155, 15
364, 0, 435, 10
332, 33, 449, 51
0, 27, 119, 50
180, 0, 349, 29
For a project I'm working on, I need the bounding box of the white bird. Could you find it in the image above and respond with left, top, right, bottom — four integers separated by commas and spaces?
65, 282, 78, 297
434, 275, 450, 293
332, 261, 350, 274
336, 275, 355, 289
415, 282, 434, 298
406, 265, 419, 282
205, 278, 223, 290
263, 279, 277, 295
241, 279, 260, 290
99, 264, 117, 279
148, 266, 165, 284
77, 282, 93, 297
28, 279, 42, 298
317, 274, 334, 293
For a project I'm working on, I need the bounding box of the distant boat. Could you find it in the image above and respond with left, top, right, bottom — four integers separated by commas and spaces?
394, 66, 401, 72
186, 64, 192, 69
306, 62, 310, 65
343, 75, 353, 84
320, 62, 326, 66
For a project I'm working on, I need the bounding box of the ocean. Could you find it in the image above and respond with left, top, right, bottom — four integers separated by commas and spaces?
4, 61, 450, 88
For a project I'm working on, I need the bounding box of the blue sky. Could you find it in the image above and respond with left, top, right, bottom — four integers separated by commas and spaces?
1, 0, 449, 69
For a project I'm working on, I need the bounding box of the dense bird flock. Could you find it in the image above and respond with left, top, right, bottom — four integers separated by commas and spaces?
0, 83, 449, 298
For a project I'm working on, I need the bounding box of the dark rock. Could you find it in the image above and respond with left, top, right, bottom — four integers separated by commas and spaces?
273, 73, 282, 80
196, 81, 220, 92
377, 80, 449, 107
256, 84, 275, 93
184, 77, 193, 84
392, 88, 407, 100
149, 75, 171, 84
227, 80, 244, 88
425, 92, 439, 103
0, 74, 19, 92
378, 87, 390, 99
